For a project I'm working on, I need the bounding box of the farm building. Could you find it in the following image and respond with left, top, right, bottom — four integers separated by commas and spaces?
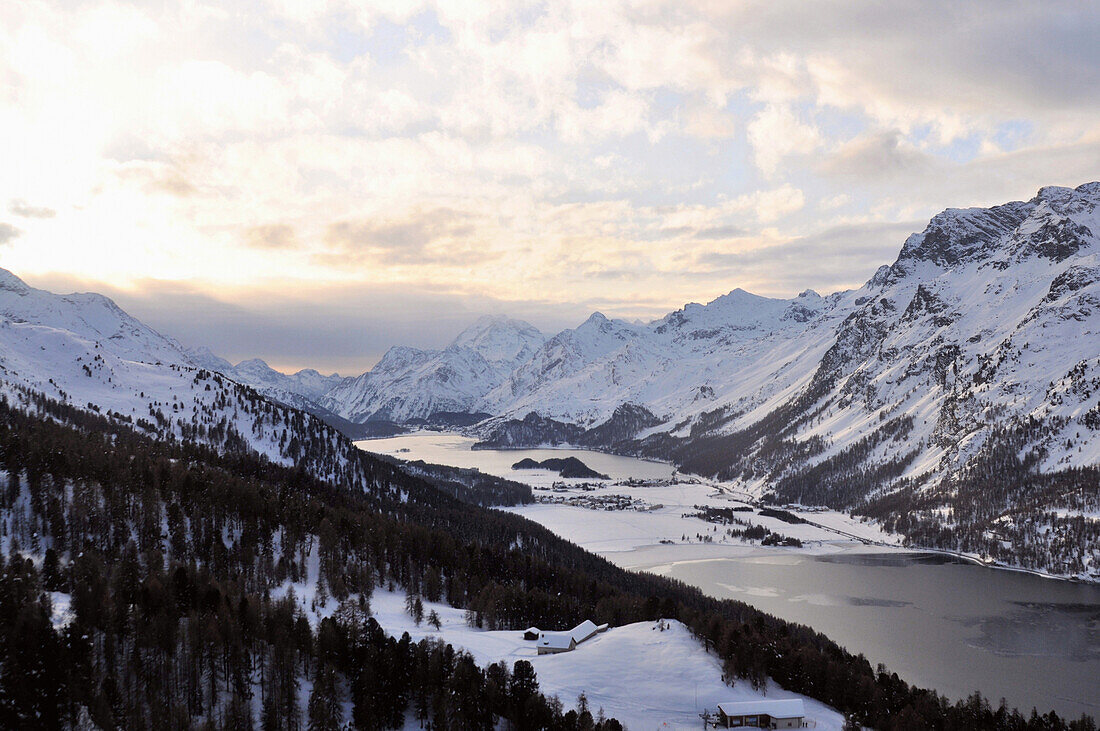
537, 632, 576, 654
523, 627, 540, 640
536, 620, 610, 654
715, 698, 806, 728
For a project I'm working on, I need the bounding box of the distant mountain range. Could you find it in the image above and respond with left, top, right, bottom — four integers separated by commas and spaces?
0, 182, 1097, 577
320, 315, 544, 424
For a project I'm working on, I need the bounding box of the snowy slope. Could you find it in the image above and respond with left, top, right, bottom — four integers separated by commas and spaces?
367, 591, 846, 731
271, 565, 847, 730
0, 269, 365, 484
181, 346, 348, 416
0, 268, 189, 366
322, 315, 544, 422
478, 289, 844, 427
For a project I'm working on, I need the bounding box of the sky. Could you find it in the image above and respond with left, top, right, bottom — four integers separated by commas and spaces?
2, 1, 1099, 374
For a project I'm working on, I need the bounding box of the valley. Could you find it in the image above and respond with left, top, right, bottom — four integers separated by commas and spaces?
0, 184, 1096, 728
360, 431, 1100, 720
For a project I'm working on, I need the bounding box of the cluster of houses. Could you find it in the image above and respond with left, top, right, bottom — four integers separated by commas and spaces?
523, 619, 609, 654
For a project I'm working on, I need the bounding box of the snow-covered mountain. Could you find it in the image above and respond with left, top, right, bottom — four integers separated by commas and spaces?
0, 269, 366, 484
338, 183, 1100, 577
1, 182, 1095, 577
477, 184, 1099, 475
478, 288, 842, 427
182, 346, 348, 416
321, 315, 544, 423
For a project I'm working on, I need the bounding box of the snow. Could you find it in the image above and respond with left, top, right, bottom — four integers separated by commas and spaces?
48, 591, 74, 630
322, 316, 545, 422
366, 589, 847, 731
333, 184, 1100, 542
260, 514, 844, 730
0, 268, 360, 482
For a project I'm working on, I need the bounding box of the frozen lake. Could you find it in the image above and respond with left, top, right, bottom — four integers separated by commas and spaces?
358, 431, 1100, 721
630, 550, 1100, 721
359, 430, 677, 482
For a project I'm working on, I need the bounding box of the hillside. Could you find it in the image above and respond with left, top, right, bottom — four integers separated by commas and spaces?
0, 252, 1095, 726
0, 268, 367, 485
0, 394, 1090, 729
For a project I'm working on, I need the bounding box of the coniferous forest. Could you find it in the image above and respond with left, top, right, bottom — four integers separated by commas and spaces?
0, 395, 1096, 730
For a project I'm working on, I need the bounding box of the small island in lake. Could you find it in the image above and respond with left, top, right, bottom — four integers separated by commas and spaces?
512, 456, 609, 480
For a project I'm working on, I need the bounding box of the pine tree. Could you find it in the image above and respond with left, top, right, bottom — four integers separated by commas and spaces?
307, 664, 341, 731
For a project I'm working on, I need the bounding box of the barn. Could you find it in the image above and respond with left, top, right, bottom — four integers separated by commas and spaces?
523, 627, 540, 640
535, 620, 610, 654
536, 632, 576, 654
715, 698, 806, 728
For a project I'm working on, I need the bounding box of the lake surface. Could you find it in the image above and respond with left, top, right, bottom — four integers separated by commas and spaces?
631, 551, 1100, 720
359, 431, 677, 482
358, 432, 1100, 720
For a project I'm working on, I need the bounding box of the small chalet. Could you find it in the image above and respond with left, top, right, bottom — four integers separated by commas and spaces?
535, 620, 609, 654
522, 627, 540, 640
715, 699, 806, 729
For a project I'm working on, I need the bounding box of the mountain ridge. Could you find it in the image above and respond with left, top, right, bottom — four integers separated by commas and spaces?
1, 182, 1096, 577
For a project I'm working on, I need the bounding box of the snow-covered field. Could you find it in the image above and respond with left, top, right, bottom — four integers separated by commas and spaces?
258, 530, 846, 730
368, 589, 846, 731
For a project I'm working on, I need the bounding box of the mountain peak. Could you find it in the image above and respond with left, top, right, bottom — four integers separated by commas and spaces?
895, 200, 1032, 270
448, 315, 544, 365
0, 268, 31, 295
235, 358, 275, 373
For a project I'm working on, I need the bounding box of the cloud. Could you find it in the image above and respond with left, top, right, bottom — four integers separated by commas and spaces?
1, 0, 1098, 361
9, 200, 55, 218
728, 184, 806, 224
692, 220, 920, 294
323, 208, 486, 265
819, 130, 934, 180
746, 104, 821, 176
0, 223, 22, 246
245, 224, 298, 250
115, 161, 199, 197
693, 225, 747, 240
22, 272, 591, 374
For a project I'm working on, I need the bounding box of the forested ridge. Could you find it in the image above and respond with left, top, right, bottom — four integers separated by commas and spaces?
0, 394, 1095, 730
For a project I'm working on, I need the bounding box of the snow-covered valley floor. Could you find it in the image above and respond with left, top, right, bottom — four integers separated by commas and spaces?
499, 473, 907, 568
